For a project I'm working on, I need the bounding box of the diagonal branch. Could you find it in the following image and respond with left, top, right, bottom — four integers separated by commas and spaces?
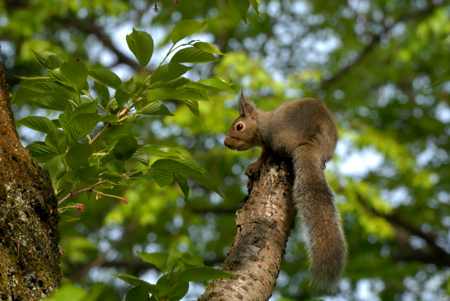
321, 0, 449, 89
199, 156, 296, 301
58, 17, 143, 71
355, 191, 450, 266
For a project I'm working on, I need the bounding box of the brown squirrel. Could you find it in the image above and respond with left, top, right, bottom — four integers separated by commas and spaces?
224, 93, 347, 292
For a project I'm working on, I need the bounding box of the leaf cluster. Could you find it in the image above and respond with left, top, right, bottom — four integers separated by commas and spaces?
14, 20, 234, 214
114, 251, 235, 301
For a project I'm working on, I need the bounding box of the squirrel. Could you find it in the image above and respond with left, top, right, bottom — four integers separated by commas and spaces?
224, 92, 347, 292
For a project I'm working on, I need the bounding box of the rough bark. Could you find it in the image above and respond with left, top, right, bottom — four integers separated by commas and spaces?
0, 50, 62, 300
199, 155, 296, 301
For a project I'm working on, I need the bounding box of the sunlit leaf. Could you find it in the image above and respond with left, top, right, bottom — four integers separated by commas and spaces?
32, 50, 64, 70
171, 47, 219, 64
126, 29, 154, 67
193, 42, 225, 55
89, 69, 122, 89
139, 103, 174, 116
16, 116, 56, 133
136, 252, 169, 271
60, 60, 89, 94
171, 20, 207, 44
150, 63, 192, 84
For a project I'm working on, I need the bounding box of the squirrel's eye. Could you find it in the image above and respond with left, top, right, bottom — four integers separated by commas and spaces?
236, 124, 244, 131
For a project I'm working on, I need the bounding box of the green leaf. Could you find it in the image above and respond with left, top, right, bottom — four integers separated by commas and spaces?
228, 0, 250, 23
150, 63, 193, 84
180, 253, 204, 267
60, 60, 89, 94
32, 50, 64, 70
48, 68, 70, 86
150, 77, 191, 90
136, 252, 169, 271
151, 158, 221, 195
149, 166, 174, 188
131, 148, 149, 166
45, 128, 69, 155
171, 47, 220, 64
26, 142, 58, 163
59, 213, 81, 225
106, 160, 125, 174
44, 156, 66, 187
142, 145, 181, 157
175, 174, 189, 201
147, 88, 207, 102
139, 103, 174, 116
16, 116, 56, 133
179, 267, 235, 282
99, 171, 123, 183
156, 273, 189, 301
113, 274, 159, 295
249, 0, 261, 14
171, 20, 207, 44
89, 69, 121, 89
31, 90, 71, 111
59, 111, 100, 143
115, 78, 136, 107
184, 77, 235, 92
11, 86, 40, 105
66, 143, 94, 170
94, 81, 110, 102
126, 286, 149, 301
15, 75, 54, 86
102, 124, 134, 141
193, 42, 225, 55
74, 100, 98, 114
184, 100, 199, 117
113, 134, 138, 161
22, 82, 79, 107
126, 28, 154, 67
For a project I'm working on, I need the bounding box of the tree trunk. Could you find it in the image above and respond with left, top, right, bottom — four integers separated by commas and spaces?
0, 51, 62, 300
199, 156, 296, 301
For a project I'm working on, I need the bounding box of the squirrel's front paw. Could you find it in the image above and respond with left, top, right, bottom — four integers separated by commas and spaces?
245, 161, 261, 178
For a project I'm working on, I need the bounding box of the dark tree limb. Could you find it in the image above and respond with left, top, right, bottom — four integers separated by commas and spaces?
0, 48, 62, 300
355, 191, 450, 267
321, 0, 449, 89
199, 156, 296, 301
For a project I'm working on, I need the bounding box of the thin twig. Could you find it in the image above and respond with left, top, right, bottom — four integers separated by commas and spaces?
58, 179, 108, 205
89, 122, 111, 145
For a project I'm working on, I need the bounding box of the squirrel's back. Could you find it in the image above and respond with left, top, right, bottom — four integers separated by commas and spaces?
265, 98, 338, 165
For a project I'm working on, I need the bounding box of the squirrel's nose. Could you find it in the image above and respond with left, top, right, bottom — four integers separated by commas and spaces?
224, 137, 231, 148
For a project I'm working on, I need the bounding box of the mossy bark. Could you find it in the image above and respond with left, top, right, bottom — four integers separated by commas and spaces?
0, 53, 62, 300
199, 156, 296, 301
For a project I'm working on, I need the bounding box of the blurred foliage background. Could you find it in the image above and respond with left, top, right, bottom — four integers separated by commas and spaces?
2, 0, 450, 300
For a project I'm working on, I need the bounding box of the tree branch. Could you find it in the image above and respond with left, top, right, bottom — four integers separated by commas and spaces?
199, 156, 296, 301
355, 191, 450, 267
321, 0, 449, 89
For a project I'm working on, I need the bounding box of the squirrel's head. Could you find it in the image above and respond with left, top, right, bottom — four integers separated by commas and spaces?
224, 92, 261, 151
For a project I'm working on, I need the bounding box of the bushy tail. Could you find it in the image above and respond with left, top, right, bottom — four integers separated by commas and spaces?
292, 147, 347, 292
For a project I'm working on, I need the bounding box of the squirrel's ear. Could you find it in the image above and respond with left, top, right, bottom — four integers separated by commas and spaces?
238, 92, 257, 120
238, 91, 246, 116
